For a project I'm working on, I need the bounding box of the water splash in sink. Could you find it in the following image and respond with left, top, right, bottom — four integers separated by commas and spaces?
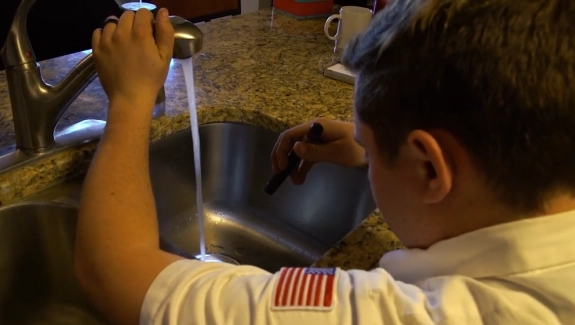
182, 57, 206, 261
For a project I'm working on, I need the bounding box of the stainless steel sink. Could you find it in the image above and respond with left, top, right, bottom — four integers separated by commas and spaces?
151, 122, 375, 272
1, 121, 375, 321
0, 202, 108, 325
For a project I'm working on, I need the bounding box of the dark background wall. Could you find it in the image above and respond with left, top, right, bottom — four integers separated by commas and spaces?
334, 0, 369, 5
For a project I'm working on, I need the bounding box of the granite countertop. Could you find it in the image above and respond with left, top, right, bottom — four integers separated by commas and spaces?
0, 8, 403, 270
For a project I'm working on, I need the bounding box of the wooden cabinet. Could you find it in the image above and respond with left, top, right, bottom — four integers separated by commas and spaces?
151, 0, 240, 20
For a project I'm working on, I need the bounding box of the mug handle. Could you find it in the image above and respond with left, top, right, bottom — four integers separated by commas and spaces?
324, 14, 341, 41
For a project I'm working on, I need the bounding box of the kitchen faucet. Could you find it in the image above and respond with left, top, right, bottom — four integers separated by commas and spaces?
0, 0, 203, 154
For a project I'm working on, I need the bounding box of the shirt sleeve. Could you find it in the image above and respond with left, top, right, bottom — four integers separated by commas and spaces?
140, 260, 501, 325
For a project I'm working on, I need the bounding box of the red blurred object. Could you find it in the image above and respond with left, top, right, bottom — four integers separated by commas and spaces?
274, 0, 334, 18
373, 0, 388, 15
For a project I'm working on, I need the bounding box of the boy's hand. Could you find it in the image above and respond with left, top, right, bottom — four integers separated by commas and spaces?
92, 8, 174, 110
271, 118, 367, 185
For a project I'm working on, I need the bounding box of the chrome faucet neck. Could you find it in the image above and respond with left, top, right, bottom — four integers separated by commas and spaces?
1, 0, 98, 152
0, 0, 203, 154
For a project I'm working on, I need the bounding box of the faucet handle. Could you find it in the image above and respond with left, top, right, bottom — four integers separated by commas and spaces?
169, 16, 203, 59
1, 0, 37, 68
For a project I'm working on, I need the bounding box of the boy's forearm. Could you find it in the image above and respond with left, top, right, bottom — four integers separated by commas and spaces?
78, 100, 158, 254
76, 100, 163, 292
76, 100, 184, 324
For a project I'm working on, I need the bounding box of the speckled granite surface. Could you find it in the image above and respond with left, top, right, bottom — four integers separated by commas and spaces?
0, 8, 403, 270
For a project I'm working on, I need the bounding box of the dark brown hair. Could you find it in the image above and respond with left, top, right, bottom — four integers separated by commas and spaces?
342, 0, 575, 213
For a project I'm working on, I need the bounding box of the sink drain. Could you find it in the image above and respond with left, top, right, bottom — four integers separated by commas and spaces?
195, 253, 241, 265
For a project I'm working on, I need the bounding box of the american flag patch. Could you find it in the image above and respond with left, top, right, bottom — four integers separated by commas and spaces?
271, 267, 339, 311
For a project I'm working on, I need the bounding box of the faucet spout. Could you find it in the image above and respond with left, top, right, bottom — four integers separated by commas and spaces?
170, 16, 203, 59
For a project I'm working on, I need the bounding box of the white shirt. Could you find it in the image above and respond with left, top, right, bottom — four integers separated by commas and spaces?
141, 209, 575, 325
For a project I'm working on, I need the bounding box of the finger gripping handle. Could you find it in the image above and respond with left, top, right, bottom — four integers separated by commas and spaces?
264, 123, 324, 195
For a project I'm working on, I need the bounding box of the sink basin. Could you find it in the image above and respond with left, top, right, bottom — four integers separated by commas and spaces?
150, 122, 375, 272
0, 202, 108, 325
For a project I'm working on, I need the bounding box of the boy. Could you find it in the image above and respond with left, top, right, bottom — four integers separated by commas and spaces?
76, 0, 575, 324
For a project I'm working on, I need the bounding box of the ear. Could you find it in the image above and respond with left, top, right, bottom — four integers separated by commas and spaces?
406, 130, 453, 204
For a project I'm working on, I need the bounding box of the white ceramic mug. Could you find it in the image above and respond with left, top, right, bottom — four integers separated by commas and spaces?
324, 6, 373, 51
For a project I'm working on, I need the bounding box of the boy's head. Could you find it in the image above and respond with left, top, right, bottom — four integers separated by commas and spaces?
342, 0, 575, 248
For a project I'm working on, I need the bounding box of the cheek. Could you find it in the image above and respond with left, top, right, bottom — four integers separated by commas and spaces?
367, 159, 396, 210
367, 157, 412, 223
